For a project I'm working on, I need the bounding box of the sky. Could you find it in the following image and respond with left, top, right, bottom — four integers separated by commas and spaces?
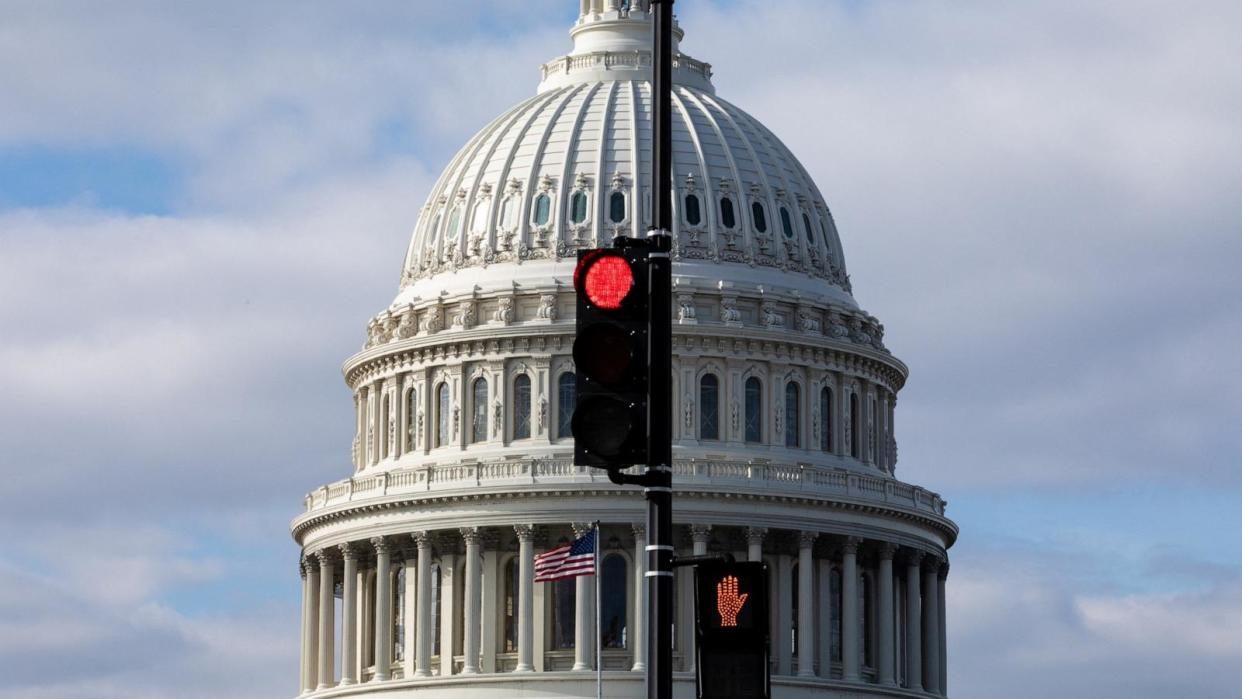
0, 1, 1239, 697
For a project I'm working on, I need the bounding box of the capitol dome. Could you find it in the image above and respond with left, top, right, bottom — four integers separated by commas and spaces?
292, 2, 956, 698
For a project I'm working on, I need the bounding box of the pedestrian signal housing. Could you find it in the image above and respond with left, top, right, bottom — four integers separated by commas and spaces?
694, 561, 770, 699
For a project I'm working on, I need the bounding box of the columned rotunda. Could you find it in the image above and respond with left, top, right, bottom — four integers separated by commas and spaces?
291, 2, 957, 698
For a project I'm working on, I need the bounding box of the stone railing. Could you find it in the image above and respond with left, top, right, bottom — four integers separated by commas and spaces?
302, 458, 946, 518
539, 50, 713, 83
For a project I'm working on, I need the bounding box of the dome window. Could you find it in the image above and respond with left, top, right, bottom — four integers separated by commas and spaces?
609, 191, 627, 223
684, 194, 701, 226
780, 207, 794, 238
557, 372, 575, 439
752, 201, 768, 234
785, 382, 800, 447
533, 193, 552, 226
447, 207, 463, 239
514, 374, 532, 440
570, 191, 588, 224
699, 374, 719, 440
803, 213, 815, 244
744, 377, 762, 443
719, 197, 736, 228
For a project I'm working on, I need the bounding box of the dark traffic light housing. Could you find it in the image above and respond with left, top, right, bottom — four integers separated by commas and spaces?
572, 247, 650, 469
695, 561, 771, 699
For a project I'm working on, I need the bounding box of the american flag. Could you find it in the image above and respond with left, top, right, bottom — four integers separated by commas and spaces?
534, 529, 596, 582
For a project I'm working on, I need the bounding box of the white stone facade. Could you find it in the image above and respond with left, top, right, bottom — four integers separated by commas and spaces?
291, 3, 957, 698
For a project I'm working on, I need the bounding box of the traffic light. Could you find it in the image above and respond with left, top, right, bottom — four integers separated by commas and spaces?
572, 247, 650, 469
695, 561, 770, 699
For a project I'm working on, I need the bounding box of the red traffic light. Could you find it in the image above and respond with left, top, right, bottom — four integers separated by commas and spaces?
576, 252, 635, 310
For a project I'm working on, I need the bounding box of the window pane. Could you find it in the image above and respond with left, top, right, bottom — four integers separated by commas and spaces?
830, 568, 842, 662
850, 392, 860, 458
803, 213, 814, 243
752, 201, 767, 233
820, 387, 832, 452
534, 194, 551, 225
553, 578, 576, 648
571, 191, 588, 224
601, 555, 627, 649
514, 375, 531, 439
609, 191, 626, 223
503, 559, 518, 652
472, 378, 488, 443
407, 389, 418, 451
684, 194, 701, 226
436, 383, 449, 447
780, 207, 794, 238
744, 377, 762, 443
699, 374, 719, 440
720, 197, 736, 228
447, 207, 462, 238
557, 373, 575, 439
785, 382, 799, 447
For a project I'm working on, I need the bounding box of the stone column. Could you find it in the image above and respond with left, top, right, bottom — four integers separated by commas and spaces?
572, 523, 594, 671
776, 553, 793, 675
841, 537, 861, 681
317, 550, 336, 689
796, 532, 816, 677
301, 556, 318, 694
373, 537, 393, 681
370, 381, 382, 466
413, 531, 433, 678
631, 523, 647, 672
877, 543, 897, 686
461, 527, 482, 674
904, 551, 924, 691
340, 544, 359, 685
439, 552, 456, 676
922, 558, 941, 693
938, 562, 949, 696
747, 527, 765, 562
515, 524, 536, 672
688, 525, 711, 672
403, 548, 418, 679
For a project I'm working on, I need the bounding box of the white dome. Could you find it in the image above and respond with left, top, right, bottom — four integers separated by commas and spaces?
394, 1, 854, 313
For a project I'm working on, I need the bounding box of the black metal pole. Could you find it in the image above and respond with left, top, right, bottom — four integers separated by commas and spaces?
647, 2, 674, 699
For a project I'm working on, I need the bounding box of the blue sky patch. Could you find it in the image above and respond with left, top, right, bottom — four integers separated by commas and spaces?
0, 145, 182, 215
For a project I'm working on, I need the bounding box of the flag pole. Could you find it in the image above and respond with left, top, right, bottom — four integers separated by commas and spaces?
595, 520, 602, 699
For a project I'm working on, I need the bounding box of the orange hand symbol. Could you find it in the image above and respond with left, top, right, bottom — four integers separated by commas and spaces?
715, 575, 749, 627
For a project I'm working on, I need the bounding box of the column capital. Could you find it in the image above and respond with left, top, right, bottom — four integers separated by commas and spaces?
877, 541, 899, 560
939, 560, 950, 580
339, 542, 358, 561
460, 526, 482, 546
299, 554, 310, 578
571, 522, 594, 538
371, 536, 392, 556
690, 524, 712, 544
746, 526, 767, 545
315, 548, 337, 567
798, 531, 819, 549
904, 548, 925, 567
921, 553, 944, 574
631, 523, 646, 538
412, 530, 433, 549
514, 523, 535, 541
840, 535, 861, 555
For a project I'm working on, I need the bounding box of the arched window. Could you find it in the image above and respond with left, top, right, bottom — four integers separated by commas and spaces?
609, 191, 627, 223
751, 201, 767, 233
601, 554, 628, 649
406, 389, 418, 451
471, 378, 488, 443
784, 382, 800, 447
744, 377, 762, 443
533, 193, 551, 226
720, 197, 736, 228
435, 383, 450, 448
850, 392, 860, 458
427, 212, 442, 244
684, 193, 701, 225
819, 386, 832, 452
570, 191, 588, 224
803, 212, 814, 243
780, 206, 794, 238
513, 374, 531, 439
699, 374, 719, 440
503, 558, 519, 652
557, 372, 575, 439
381, 394, 391, 458
447, 207, 462, 240
552, 577, 576, 648
830, 567, 843, 663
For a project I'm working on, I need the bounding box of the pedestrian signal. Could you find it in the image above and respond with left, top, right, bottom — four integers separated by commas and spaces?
695, 561, 770, 699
